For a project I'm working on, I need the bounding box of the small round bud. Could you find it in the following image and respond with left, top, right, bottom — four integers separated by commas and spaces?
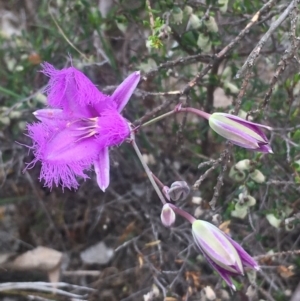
171, 7, 183, 24
183, 5, 193, 16
197, 33, 212, 53
168, 181, 190, 201
218, 0, 228, 13
235, 159, 251, 171
238, 193, 256, 207
231, 208, 248, 219
188, 14, 201, 30
229, 166, 246, 182
249, 169, 266, 183
284, 217, 295, 231
160, 203, 176, 227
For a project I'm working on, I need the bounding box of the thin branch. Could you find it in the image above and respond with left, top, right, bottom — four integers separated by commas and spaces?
236, 0, 298, 78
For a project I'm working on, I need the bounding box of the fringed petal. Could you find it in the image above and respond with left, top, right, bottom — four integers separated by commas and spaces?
27, 121, 100, 189
95, 109, 130, 148
41, 63, 108, 117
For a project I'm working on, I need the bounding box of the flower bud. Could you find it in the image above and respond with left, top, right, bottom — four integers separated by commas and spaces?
231, 208, 248, 219
229, 166, 246, 182
266, 213, 281, 228
235, 159, 251, 171
160, 203, 176, 227
249, 169, 266, 183
197, 34, 212, 53
239, 193, 256, 207
183, 5, 193, 16
218, 0, 228, 13
168, 181, 190, 201
188, 14, 201, 30
171, 7, 183, 24
284, 217, 295, 231
204, 16, 218, 33
192, 220, 259, 290
208, 113, 273, 153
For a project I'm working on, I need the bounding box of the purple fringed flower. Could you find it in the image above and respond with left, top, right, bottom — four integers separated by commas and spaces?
208, 112, 273, 153
26, 63, 140, 191
192, 220, 259, 290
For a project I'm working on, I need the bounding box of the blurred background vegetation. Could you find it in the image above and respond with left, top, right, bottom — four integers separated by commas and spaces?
0, 0, 300, 300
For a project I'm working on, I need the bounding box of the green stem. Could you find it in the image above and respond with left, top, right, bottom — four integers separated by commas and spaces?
130, 129, 166, 205
141, 106, 211, 128
141, 110, 176, 128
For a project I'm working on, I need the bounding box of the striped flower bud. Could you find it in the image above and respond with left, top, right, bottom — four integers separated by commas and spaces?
208, 113, 273, 153
192, 220, 259, 290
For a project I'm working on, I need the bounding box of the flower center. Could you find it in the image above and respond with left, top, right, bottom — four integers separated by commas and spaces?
67, 117, 100, 142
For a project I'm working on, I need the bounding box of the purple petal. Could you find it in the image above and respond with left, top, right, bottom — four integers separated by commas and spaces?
42, 63, 107, 117
161, 203, 176, 227
257, 143, 273, 154
27, 121, 101, 189
192, 224, 243, 274
225, 235, 260, 271
226, 116, 268, 142
112, 71, 140, 112
33, 108, 66, 123
196, 243, 237, 290
94, 147, 110, 192
223, 113, 272, 131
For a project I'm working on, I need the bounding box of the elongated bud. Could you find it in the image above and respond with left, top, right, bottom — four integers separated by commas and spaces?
160, 203, 176, 227
192, 220, 259, 290
168, 181, 190, 201
208, 113, 273, 153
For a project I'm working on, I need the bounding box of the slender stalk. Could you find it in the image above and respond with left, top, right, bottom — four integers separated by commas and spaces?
151, 173, 165, 188
168, 204, 196, 224
130, 130, 166, 205
141, 106, 211, 128
141, 110, 176, 128
182, 107, 211, 119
